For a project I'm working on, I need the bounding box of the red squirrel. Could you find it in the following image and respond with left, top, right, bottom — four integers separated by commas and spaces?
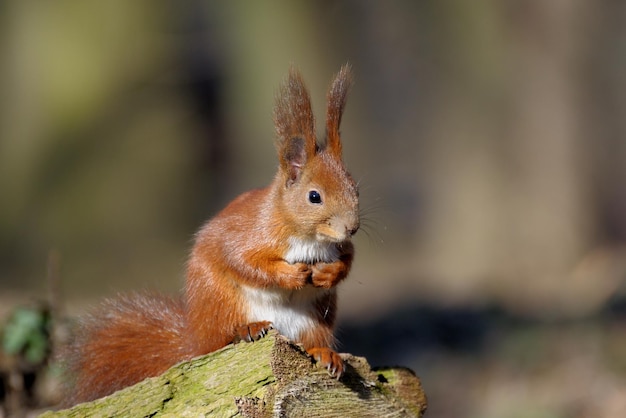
63, 65, 359, 405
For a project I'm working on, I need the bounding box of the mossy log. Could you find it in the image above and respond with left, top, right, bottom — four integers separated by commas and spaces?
41, 331, 427, 417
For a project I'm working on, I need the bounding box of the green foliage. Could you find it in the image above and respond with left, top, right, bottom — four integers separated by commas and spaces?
2, 306, 51, 365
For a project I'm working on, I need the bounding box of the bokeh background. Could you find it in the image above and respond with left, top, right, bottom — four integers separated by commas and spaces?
2, 1, 626, 417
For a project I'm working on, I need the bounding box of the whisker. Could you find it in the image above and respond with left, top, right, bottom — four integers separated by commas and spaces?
356, 213, 386, 247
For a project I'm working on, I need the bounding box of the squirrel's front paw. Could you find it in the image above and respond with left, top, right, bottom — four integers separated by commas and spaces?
233, 321, 273, 343
276, 262, 311, 289
307, 347, 344, 379
311, 261, 347, 288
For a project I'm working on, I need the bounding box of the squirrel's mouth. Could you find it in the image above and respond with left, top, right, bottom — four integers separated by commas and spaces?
315, 215, 359, 243
316, 225, 358, 243
316, 233, 350, 244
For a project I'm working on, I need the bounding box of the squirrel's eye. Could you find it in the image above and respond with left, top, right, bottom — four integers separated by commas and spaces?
308, 190, 322, 204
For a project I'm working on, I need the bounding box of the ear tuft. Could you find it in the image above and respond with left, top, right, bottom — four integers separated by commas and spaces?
274, 67, 317, 181
326, 64, 353, 158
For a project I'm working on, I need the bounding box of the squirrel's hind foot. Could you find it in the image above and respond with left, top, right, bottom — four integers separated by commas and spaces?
233, 321, 273, 343
307, 347, 344, 379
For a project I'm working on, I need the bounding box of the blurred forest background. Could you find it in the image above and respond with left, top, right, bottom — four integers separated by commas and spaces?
2, 1, 626, 417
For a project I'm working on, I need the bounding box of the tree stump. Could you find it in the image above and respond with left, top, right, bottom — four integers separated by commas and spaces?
41, 331, 427, 417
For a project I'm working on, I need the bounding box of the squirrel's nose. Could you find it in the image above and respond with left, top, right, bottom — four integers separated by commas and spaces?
347, 222, 359, 237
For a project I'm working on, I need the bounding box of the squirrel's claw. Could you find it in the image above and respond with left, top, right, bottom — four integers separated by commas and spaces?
307, 346, 344, 379
233, 321, 273, 343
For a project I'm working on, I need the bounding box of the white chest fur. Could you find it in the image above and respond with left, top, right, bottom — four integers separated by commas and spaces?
283, 237, 340, 264
242, 285, 334, 342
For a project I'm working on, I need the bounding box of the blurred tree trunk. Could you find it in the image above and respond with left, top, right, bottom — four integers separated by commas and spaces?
496, 1, 593, 311
411, 1, 596, 313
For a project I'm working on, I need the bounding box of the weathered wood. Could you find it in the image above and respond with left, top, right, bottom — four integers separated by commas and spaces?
41, 331, 427, 417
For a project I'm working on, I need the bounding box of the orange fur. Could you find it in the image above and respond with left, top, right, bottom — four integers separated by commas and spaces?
64, 65, 358, 405
64, 294, 189, 406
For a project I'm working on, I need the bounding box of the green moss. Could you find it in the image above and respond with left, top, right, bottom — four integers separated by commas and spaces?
41, 333, 426, 417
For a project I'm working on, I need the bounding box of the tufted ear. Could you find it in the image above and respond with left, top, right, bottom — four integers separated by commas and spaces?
325, 64, 352, 159
274, 67, 317, 185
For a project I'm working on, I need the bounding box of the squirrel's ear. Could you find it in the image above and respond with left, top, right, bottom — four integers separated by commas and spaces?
274, 67, 317, 185
325, 64, 352, 159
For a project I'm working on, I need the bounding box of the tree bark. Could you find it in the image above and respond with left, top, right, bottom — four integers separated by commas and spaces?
41, 331, 427, 417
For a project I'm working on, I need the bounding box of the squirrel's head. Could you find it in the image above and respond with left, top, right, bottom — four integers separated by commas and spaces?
273, 65, 359, 243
